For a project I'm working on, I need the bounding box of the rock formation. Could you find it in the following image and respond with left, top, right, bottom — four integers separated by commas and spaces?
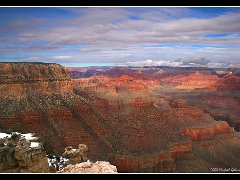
0, 62, 72, 97
0, 132, 49, 173
162, 72, 219, 89
59, 161, 117, 173
47, 144, 117, 173
213, 74, 240, 91
62, 144, 88, 165
0, 63, 113, 159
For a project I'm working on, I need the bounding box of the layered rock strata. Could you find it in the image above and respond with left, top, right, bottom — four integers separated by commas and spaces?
1, 63, 240, 173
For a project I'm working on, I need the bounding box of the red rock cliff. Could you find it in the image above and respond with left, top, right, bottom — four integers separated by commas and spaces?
0, 62, 72, 97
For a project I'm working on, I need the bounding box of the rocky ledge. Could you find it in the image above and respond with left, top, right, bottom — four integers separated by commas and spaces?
59, 161, 117, 173
0, 132, 117, 173
54, 144, 117, 173
0, 132, 49, 173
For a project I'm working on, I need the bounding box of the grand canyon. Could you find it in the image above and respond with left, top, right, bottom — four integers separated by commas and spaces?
1, 7, 240, 173
1, 62, 240, 173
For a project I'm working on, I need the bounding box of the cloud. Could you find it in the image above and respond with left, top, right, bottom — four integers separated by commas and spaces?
52, 56, 73, 60
124, 59, 240, 68
1, 7, 240, 67
13, 9, 240, 47
182, 58, 210, 66
125, 60, 183, 67
207, 62, 228, 68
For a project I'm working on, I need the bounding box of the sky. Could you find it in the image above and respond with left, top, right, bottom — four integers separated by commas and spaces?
1, 7, 240, 67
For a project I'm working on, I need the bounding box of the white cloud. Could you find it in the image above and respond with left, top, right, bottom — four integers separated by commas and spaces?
182, 58, 210, 66
124, 59, 240, 68
1, 7, 240, 67
16, 9, 240, 46
52, 56, 73, 60
125, 60, 183, 67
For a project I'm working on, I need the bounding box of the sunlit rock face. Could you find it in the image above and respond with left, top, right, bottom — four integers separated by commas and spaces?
59, 161, 117, 173
0, 62, 72, 97
162, 72, 220, 89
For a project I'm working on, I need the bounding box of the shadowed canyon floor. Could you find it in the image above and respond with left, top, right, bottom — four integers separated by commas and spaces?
1, 63, 240, 172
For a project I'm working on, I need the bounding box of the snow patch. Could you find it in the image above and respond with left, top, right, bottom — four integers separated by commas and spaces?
30, 142, 41, 148
48, 156, 69, 171
0, 132, 38, 141
22, 133, 38, 141
0, 133, 11, 139
1, 132, 41, 149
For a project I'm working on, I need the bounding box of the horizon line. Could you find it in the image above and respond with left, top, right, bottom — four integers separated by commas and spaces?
1, 61, 239, 69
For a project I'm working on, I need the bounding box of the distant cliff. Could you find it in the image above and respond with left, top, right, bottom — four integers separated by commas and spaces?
0, 62, 70, 83
0, 62, 72, 96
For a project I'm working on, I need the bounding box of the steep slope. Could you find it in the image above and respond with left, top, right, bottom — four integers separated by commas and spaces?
213, 74, 240, 91
108, 105, 240, 172
0, 63, 114, 160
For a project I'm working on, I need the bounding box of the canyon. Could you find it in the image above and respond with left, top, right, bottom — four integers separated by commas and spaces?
1, 62, 240, 173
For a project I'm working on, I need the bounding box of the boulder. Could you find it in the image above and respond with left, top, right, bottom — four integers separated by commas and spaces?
62, 144, 88, 165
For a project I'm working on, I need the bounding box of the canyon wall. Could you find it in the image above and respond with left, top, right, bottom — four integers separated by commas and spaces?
1, 63, 240, 173
108, 121, 240, 173
0, 63, 72, 97
0, 63, 112, 160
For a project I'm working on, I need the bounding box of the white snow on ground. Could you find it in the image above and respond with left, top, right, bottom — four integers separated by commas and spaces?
21, 133, 38, 141
0, 133, 11, 139
0, 132, 38, 141
1, 132, 41, 149
48, 156, 69, 171
30, 142, 41, 148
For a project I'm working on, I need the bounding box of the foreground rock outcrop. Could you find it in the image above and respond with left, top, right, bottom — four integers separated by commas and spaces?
62, 144, 88, 165
48, 144, 117, 173
0, 132, 49, 173
59, 161, 117, 173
